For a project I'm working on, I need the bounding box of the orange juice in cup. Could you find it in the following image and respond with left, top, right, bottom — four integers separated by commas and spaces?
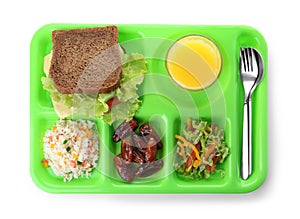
166, 35, 222, 90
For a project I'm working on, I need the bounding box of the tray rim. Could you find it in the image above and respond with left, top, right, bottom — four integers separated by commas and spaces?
30, 23, 268, 194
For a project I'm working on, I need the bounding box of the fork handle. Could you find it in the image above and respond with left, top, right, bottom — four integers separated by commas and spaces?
242, 98, 252, 180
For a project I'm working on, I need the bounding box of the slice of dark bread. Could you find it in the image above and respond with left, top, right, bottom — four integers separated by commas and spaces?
49, 26, 122, 94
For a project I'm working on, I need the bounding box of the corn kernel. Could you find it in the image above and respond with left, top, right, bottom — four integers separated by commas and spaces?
56, 152, 62, 156
85, 129, 92, 136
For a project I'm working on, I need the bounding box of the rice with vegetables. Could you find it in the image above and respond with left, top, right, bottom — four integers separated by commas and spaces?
42, 119, 99, 182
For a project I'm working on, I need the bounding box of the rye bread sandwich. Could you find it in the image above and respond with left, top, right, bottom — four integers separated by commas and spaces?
42, 26, 146, 124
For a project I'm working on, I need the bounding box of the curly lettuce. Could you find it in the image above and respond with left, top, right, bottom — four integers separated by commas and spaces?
42, 53, 146, 125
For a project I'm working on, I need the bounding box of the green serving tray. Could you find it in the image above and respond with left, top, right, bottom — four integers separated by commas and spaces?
30, 24, 268, 193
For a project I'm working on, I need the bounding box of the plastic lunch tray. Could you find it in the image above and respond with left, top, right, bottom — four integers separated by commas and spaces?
30, 24, 268, 194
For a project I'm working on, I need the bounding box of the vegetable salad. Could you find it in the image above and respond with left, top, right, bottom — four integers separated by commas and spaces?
173, 118, 229, 180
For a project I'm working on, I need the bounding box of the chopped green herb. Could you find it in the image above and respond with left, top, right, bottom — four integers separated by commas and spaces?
66, 147, 71, 152
63, 139, 68, 144
77, 161, 82, 165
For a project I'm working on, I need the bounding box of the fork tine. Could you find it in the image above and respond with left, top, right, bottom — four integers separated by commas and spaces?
245, 48, 250, 71
246, 48, 251, 71
248, 48, 253, 71
251, 48, 258, 72
244, 48, 249, 71
240, 49, 246, 72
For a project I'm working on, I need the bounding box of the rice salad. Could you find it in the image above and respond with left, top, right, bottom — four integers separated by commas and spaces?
42, 119, 99, 182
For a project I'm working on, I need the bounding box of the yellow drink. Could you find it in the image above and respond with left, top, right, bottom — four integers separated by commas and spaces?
166, 35, 222, 90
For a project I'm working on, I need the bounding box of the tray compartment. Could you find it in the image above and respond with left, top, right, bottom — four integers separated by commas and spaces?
170, 114, 232, 185
30, 113, 105, 193
106, 111, 169, 185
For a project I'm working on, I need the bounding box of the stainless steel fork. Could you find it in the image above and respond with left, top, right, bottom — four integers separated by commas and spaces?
239, 48, 264, 180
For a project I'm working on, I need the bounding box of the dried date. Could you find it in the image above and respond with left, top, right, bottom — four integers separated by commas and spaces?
114, 154, 135, 182
121, 139, 134, 162
112, 119, 138, 142
135, 160, 163, 177
132, 148, 145, 164
139, 124, 163, 149
144, 137, 157, 163
131, 133, 147, 152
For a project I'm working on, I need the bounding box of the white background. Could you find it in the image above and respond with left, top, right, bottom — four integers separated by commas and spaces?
0, 0, 298, 218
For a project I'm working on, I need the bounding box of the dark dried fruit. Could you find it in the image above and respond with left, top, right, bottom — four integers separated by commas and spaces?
131, 133, 147, 152
112, 119, 138, 142
135, 160, 163, 177
114, 154, 135, 182
144, 138, 157, 163
132, 148, 145, 164
121, 139, 134, 162
113, 120, 164, 182
139, 124, 163, 149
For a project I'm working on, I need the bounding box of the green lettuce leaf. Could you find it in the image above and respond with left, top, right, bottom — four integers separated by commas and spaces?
41, 77, 74, 107
103, 98, 141, 124
104, 53, 146, 124
41, 53, 146, 125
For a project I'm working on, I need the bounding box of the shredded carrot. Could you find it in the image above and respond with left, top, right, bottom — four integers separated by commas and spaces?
188, 143, 201, 161
177, 141, 186, 159
81, 160, 87, 167
48, 136, 53, 142
193, 159, 202, 168
187, 118, 193, 130
175, 135, 201, 161
70, 161, 76, 168
175, 135, 185, 142
75, 134, 80, 142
